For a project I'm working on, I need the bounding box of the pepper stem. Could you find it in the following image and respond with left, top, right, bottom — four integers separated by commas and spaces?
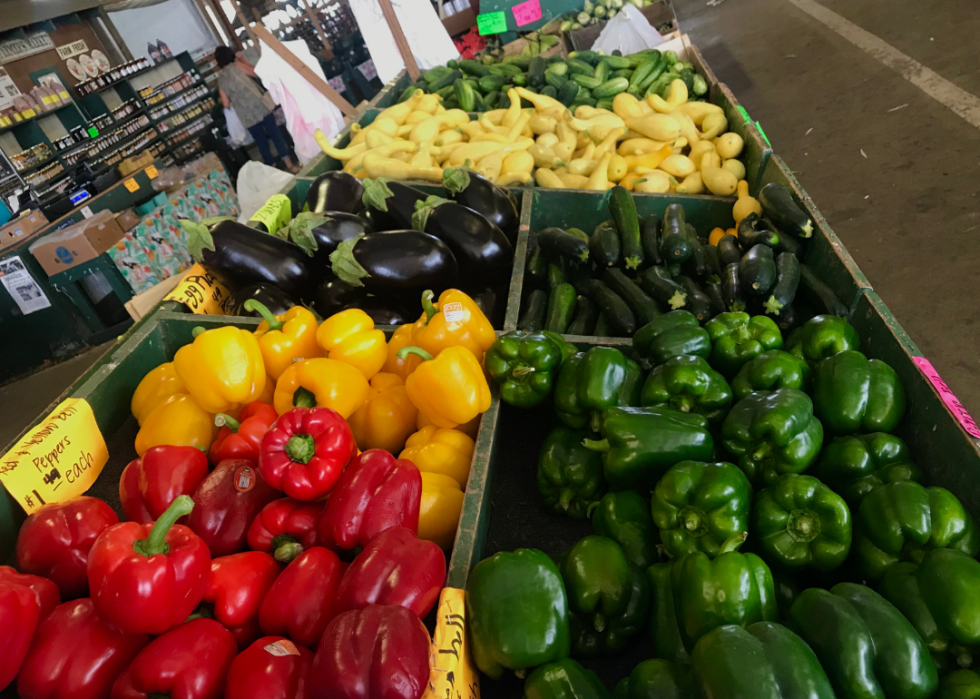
192, 326, 207, 337
272, 534, 304, 563
752, 442, 773, 462
672, 395, 695, 413
718, 531, 748, 555
214, 414, 241, 431
421, 290, 438, 323
788, 509, 820, 543
285, 434, 316, 464
186, 603, 215, 621
582, 438, 610, 453
397, 346, 434, 362
511, 365, 536, 379
293, 388, 317, 408
593, 613, 607, 634
133, 495, 194, 557
244, 299, 284, 332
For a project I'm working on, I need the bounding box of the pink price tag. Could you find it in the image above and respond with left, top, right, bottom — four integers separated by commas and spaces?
512, 0, 542, 27
913, 356, 980, 439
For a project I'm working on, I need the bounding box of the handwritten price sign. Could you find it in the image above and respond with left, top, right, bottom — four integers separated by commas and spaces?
511, 0, 542, 27
913, 357, 980, 439
164, 263, 235, 315
422, 588, 478, 699
476, 11, 507, 35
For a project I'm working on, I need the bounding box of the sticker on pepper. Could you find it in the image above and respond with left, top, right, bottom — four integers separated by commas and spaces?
441, 302, 465, 323
234, 465, 256, 493
263, 639, 300, 656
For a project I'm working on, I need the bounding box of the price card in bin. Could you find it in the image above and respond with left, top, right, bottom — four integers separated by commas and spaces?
165, 263, 235, 315
512, 0, 542, 27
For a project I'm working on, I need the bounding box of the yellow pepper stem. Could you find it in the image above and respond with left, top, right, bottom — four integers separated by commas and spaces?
214, 414, 240, 432
293, 387, 317, 408
420, 290, 438, 323
397, 346, 434, 362
285, 434, 315, 463
244, 300, 284, 332
192, 326, 206, 337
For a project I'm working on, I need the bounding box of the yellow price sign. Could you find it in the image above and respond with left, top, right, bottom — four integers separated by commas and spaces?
124, 178, 139, 193
145, 165, 159, 179
0, 398, 108, 514
164, 263, 235, 315
423, 588, 479, 699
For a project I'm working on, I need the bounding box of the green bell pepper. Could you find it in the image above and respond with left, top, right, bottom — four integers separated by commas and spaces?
721, 387, 824, 485
640, 355, 732, 426
466, 548, 571, 678
853, 480, 980, 581
560, 535, 650, 657
751, 473, 852, 571
486, 331, 567, 408
585, 406, 714, 491
538, 426, 607, 519
647, 561, 689, 664
615, 659, 692, 699
651, 460, 752, 559
786, 314, 861, 364
591, 491, 659, 570
812, 432, 923, 505
730, 349, 811, 401
938, 670, 980, 699
524, 658, 611, 699
879, 549, 980, 671
789, 583, 939, 699
812, 350, 907, 435
690, 623, 836, 699
671, 532, 778, 650
705, 312, 783, 378
554, 347, 643, 430
633, 310, 711, 365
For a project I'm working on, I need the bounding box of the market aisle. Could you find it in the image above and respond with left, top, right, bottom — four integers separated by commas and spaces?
675, 0, 980, 415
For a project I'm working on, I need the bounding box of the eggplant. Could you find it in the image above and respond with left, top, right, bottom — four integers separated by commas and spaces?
330, 231, 458, 297
344, 295, 418, 326
182, 216, 318, 302
232, 283, 298, 317
305, 171, 366, 215
284, 211, 371, 267
312, 277, 366, 318
361, 179, 428, 231
442, 167, 520, 243
412, 196, 513, 287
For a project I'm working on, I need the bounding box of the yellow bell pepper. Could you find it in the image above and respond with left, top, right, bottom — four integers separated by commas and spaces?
273, 357, 369, 418
134, 393, 215, 456
410, 289, 495, 363
417, 411, 480, 439
316, 309, 388, 380
399, 346, 491, 429
247, 302, 322, 381
417, 472, 465, 550
399, 425, 475, 488
131, 362, 186, 425
383, 324, 424, 381
173, 326, 266, 415
346, 372, 418, 454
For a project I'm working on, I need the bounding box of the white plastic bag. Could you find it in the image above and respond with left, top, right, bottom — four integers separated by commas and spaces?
225, 108, 254, 147
235, 161, 295, 224
592, 4, 666, 54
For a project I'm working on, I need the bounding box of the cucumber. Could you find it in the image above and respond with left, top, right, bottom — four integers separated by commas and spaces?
424, 66, 451, 84
545, 282, 577, 333
610, 185, 643, 270
641, 214, 663, 266
566, 227, 591, 244
683, 223, 706, 278
604, 268, 661, 326
586, 279, 637, 336
758, 183, 814, 238
595, 98, 614, 111
661, 203, 692, 263
703, 279, 727, 318
478, 75, 507, 93
594, 60, 610, 83
628, 58, 658, 92
558, 81, 580, 106
567, 296, 599, 335
526, 245, 548, 285
612, 68, 634, 80
547, 262, 567, 289
737, 213, 780, 250
545, 72, 568, 89
519, 289, 548, 331
592, 77, 630, 99
764, 251, 801, 316
541, 85, 558, 99
738, 244, 777, 297
546, 62, 569, 76
570, 50, 600, 65
716, 235, 742, 268
721, 262, 746, 312
454, 79, 476, 112
676, 275, 713, 324
590, 220, 621, 268
396, 85, 417, 103
427, 70, 461, 92
638, 266, 687, 310
459, 59, 493, 77
593, 312, 611, 337
798, 264, 847, 316
603, 55, 631, 70
703, 243, 721, 278
528, 57, 547, 88
537, 227, 589, 263
567, 59, 595, 76
571, 74, 603, 90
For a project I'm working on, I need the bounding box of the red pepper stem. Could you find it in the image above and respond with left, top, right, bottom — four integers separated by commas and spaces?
421, 290, 438, 323
397, 346, 434, 362
272, 534, 303, 563
285, 434, 316, 464
244, 299, 284, 332
134, 495, 194, 557
214, 413, 241, 431
186, 602, 215, 621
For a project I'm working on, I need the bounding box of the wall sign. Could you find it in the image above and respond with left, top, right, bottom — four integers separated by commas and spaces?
56, 40, 88, 60
0, 33, 56, 65
0, 68, 21, 111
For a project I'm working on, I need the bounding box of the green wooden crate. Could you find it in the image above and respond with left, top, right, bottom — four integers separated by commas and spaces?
367, 71, 416, 111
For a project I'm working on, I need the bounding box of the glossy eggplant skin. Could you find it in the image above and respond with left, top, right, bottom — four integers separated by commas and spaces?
232, 283, 298, 317
363, 180, 429, 231
309, 213, 372, 263
311, 277, 366, 318
349, 230, 458, 297
445, 169, 520, 242
305, 171, 366, 215
422, 202, 513, 287
345, 295, 417, 326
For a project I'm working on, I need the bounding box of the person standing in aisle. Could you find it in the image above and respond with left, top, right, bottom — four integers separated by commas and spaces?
215, 46, 300, 173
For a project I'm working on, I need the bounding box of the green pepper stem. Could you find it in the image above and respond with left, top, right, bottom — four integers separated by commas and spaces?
148, 694, 170, 699
421, 290, 438, 324
558, 488, 574, 511
192, 326, 207, 337
272, 534, 304, 563
788, 509, 820, 543
285, 434, 316, 464
511, 366, 536, 379
719, 531, 748, 555
582, 438, 610, 453
293, 387, 317, 408
186, 603, 215, 622
593, 613, 607, 634
244, 299, 284, 332
672, 395, 695, 413
134, 495, 194, 557
397, 346, 434, 362
214, 414, 241, 432
752, 442, 772, 462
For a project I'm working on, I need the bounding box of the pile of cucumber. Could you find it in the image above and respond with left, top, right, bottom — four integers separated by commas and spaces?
518, 183, 844, 337
403, 48, 708, 113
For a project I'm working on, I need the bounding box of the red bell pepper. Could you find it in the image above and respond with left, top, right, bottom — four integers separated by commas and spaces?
15, 495, 119, 599
0, 582, 39, 692
317, 449, 422, 551
259, 546, 344, 648
88, 495, 211, 635
199, 551, 281, 650
17, 598, 149, 699
259, 407, 357, 501
310, 605, 430, 699
225, 636, 314, 699
189, 459, 280, 557
0, 566, 60, 620
110, 618, 237, 699
119, 445, 209, 524
333, 527, 445, 619
247, 497, 324, 563
210, 401, 279, 464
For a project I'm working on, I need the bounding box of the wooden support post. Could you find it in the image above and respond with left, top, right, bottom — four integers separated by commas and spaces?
298, 0, 333, 60
377, 0, 421, 81
250, 23, 358, 116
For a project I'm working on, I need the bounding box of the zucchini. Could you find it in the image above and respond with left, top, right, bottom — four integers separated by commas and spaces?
604, 268, 661, 326
703, 279, 727, 318
453, 78, 476, 112
665, 262, 683, 278
567, 59, 595, 76
545, 282, 577, 333
776, 229, 805, 260
593, 312, 611, 337
684, 223, 706, 278
594, 61, 610, 83
571, 74, 602, 90
566, 227, 591, 244
612, 68, 634, 80
737, 213, 780, 250
610, 185, 643, 269
537, 227, 589, 263
738, 244, 777, 297
721, 262, 746, 312
592, 77, 630, 99
603, 55, 631, 70
661, 203, 692, 262
526, 245, 548, 285
558, 81, 580, 107
458, 59, 492, 77
519, 289, 548, 331
541, 85, 558, 99
716, 234, 742, 268
586, 279, 637, 336
427, 69, 461, 92
638, 266, 687, 310
764, 252, 801, 316
703, 243, 721, 278
590, 220, 621, 268
545, 72, 568, 89
798, 264, 847, 316
562, 256, 592, 295
567, 296, 599, 335
641, 214, 663, 266
758, 183, 814, 238
676, 275, 713, 324
547, 262, 567, 289
478, 75, 507, 93
396, 85, 418, 103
